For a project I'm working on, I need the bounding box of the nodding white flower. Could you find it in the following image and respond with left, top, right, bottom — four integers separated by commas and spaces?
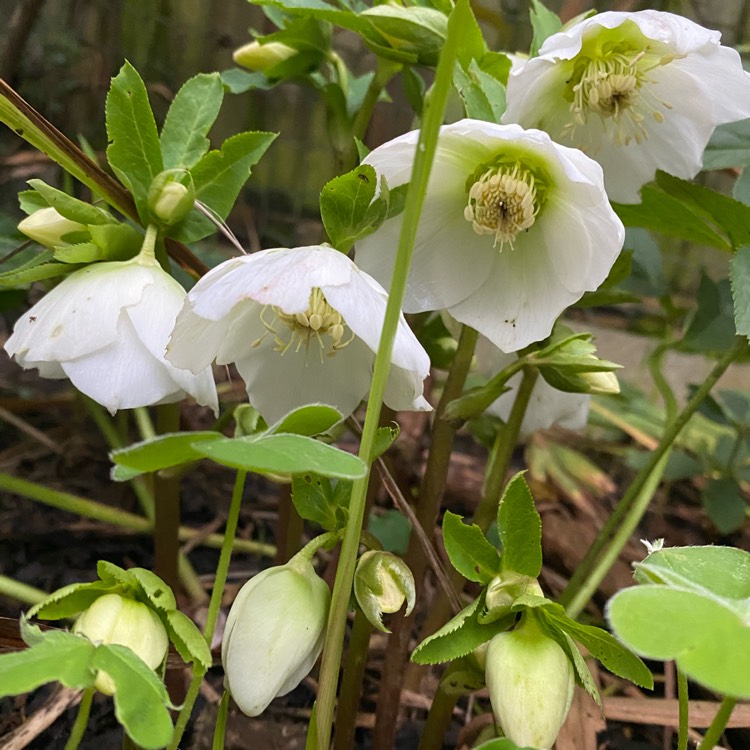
166, 245, 431, 423
355, 120, 624, 353
476, 338, 589, 438
221, 552, 330, 717
4, 255, 218, 414
502, 10, 750, 203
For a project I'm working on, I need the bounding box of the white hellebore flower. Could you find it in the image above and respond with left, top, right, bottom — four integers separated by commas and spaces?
166, 245, 431, 423
476, 337, 589, 439
502, 10, 750, 203
355, 120, 624, 353
4, 254, 218, 414
222, 551, 330, 717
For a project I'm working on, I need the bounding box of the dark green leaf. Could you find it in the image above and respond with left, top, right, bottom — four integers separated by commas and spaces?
702, 477, 747, 534
106, 62, 164, 222
442, 511, 501, 584
220, 68, 276, 94
367, 509, 411, 555
703, 118, 750, 170
497, 473, 542, 578
373, 424, 399, 459
291, 474, 342, 531
681, 275, 737, 353
731, 244, 750, 337
160, 73, 224, 170
171, 131, 277, 243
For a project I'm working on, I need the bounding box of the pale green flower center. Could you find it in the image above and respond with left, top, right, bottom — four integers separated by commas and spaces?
464, 164, 539, 249
253, 288, 354, 358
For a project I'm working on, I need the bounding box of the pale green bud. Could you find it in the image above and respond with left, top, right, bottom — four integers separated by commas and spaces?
481, 573, 543, 624
485, 617, 574, 750
73, 593, 168, 695
147, 169, 195, 227
354, 550, 416, 632
580, 370, 620, 394
233, 41, 297, 72
222, 551, 330, 717
18, 207, 87, 248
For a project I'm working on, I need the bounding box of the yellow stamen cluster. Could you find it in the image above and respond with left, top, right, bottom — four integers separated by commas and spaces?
566, 51, 674, 146
253, 288, 354, 359
464, 164, 538, 249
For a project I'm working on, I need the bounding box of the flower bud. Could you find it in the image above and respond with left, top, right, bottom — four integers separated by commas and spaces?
580, 370, 620, 395
481, 573, 543, 624
147, 169, 195, 227
221, 551, 330, 716
73, 593, 168, 695
18, 207, 87, 248
485, 617, 574, 749
233, 41, 297, 72
354, 550, 415, 632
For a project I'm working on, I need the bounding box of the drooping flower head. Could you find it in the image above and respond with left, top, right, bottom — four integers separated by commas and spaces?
502, 10, 750, 203
166, 245, 431, 423
355, 120, 624, 353
4, 254, 218, 414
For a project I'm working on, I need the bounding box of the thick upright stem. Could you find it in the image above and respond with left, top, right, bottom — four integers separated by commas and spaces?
154, 403, 181, 594
697, 696, 737, 750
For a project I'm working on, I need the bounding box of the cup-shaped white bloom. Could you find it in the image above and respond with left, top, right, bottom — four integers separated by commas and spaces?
355, 120, 624, 353
4, 256, 218, 414
221, 555, 330, 717
502, 10, 750, 203
74, 593, 169, 695
485, 617, 575, 749
18, 207, 87, 248
166, 245, 431, 423
476, 338, 589, 439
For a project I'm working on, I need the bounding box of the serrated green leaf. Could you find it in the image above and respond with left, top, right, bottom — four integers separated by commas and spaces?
93, 644, 174, 749
170, 130, 276, 243
28, 580, 118, 621
194, 433, 367, 479
442, 510, 501, 584
0, 250, 81, 286
97, 560, 137, 589
106, 62, 163, 222
320, 164, 386, 252
453, 61, 495, 122
110, 431, 223, 475
607, 585, 750, 698
497, 472, 542, 578
268, 404, 343, 437
160, 73, 224, 170
731, 244, 750, 337
165, 609, 211, 671
53, 242, 106, 264
411, 594, 513, 665
129, 568, 176, 612
373, 424, 399, 459
538, 603, 653, 688
254, 0, 359, 30
529, 0, 562, 57
291, 474, 342, 531
27, 179, 112, 225
0, 630, 96, 696
681, 274, 737, 353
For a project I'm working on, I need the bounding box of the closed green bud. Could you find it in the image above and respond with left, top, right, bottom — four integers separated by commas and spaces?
485, 616, 574, 749
222, 547, 330, 717
233, 41, 297, 72
580, 370, 620, 394
73, 593, 168, 695
481, 572, 543, 624
18, 207, 87, 248
354, 550, 415, 632
147, 169, 195, 227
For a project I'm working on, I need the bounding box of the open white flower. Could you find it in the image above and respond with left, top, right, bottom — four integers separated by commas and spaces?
476, 336, 589, 439
4, 256, 218, 414
355, 120, 624, 353
502, 10, 750, 203
166, 245, 431, 423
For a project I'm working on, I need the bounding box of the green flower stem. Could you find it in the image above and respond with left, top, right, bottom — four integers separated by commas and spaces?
473, 366, 539, 532
677, 667, 689, 750
212, 691, 230, 750
315, 5, 469, 747
0, 471, 273, 556
168, 470, 248, 750
697, 696, 737, 750
562, 337, 747, 617
133, 406, 156, 440
350, 58, 401, 148
63, 687, 94, 750
332, 609, 374, 750
0, 574, 47, 605
417, 685, 458, 750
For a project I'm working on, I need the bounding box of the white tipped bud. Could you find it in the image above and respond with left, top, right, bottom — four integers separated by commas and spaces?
18, 207, 87, 248
581, 370, 620, 395
232, 41, 297, 72
485, 617, 574, 749
354, 550, 416, 632
73, 593, 168, 695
